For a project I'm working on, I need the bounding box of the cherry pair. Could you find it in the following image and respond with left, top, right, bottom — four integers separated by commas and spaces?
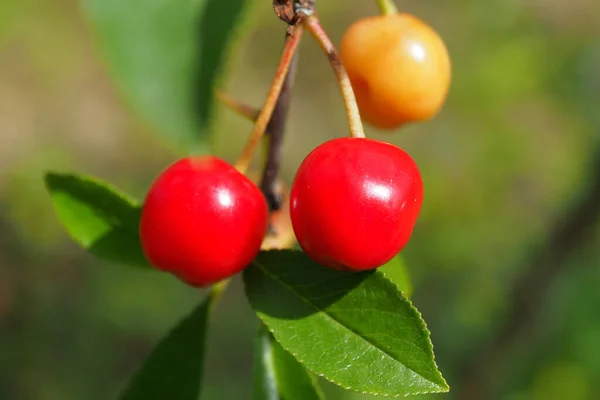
139, 137, 422, 286
138, 9, 447, 286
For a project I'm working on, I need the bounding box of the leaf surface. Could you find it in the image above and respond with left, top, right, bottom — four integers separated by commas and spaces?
244, 250, 448, 397
44, 172, 150, 268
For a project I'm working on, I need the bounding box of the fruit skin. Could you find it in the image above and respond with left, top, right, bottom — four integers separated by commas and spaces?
340, 13, 451, 129
140, 156, 268, 287
290, 137, 423, 271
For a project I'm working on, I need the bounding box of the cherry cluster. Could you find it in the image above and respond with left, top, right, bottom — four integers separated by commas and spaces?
139, 1, 451, 287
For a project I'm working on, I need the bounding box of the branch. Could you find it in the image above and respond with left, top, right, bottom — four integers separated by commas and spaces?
259, 33, 299, 211
259, 1, 314, 211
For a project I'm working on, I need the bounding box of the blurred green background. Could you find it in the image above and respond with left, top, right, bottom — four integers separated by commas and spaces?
1, 0, 600, 399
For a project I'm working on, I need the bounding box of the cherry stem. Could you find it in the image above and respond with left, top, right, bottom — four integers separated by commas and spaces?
216, 90, 259, 121
305, 16, 365, 139
214, 91, 269, 180
376, 0, 398, 15
214, 91, 267, 179
216, 77, 296, 212
234, 24, 304, 174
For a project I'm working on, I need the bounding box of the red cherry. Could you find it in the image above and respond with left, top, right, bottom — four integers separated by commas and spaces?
140, 156, 268, 287
290, 138, 423, 271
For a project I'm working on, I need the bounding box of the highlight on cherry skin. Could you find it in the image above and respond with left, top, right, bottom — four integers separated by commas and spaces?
340, 12, 451, 130
139, 156, 269, 287
290, 137, 423, 271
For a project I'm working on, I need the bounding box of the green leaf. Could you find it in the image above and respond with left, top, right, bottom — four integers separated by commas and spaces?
44, 172, 150, 268
120, 297, 213, 400
380, 255, 413, 298
83, 0, 249, 153
244, 250, 449, 397
253, 324, 324, 400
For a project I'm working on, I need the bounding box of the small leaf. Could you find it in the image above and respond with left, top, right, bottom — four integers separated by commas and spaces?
244, 250, 448, 397
380, 255, 413, 298
120, 297, 213, 400
44, 172, 150, 268
83, 0, 249, 152
253, 324, 324, 400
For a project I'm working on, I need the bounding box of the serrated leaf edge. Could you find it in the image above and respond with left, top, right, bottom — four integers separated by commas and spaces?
245, 251, 450, 398
378, 269, 450, 394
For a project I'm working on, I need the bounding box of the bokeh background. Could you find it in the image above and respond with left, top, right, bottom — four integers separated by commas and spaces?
1, 0, 600, 399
